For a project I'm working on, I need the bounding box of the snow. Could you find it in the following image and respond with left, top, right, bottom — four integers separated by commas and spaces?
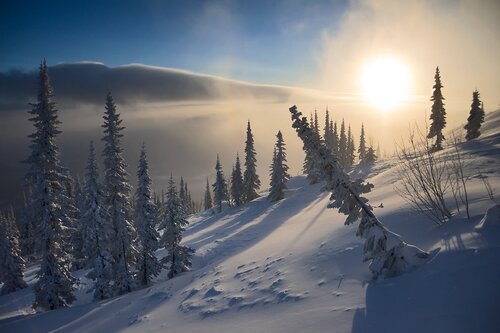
1, 110, 500, 332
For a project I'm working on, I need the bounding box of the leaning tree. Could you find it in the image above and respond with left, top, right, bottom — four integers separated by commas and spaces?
289, 105, 436, 278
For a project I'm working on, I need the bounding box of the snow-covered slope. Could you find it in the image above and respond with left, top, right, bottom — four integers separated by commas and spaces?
1, 111, 499, 333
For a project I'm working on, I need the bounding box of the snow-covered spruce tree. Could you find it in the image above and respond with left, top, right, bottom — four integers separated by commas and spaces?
79, 141, 103, 267
0, 213, 28, 295
313, 109, 320, 136
324, 109, 331, 147
185, 182, 193, 215
464, 90, 485, 141
303, 145, 314, 181
24, 61, 76, 310
70, 177, 86, 270
303, 114, 314, 180
59, 174, 79, 270
289, 105, 433, 278
134, 144, 161, 286
243, 121, 261, 201
303, 114, 323, 184
365, 146, 377, 164
204, 178, 213, 211
231, 153, 244, 206
159, 176, 194, 279
154, 189, 166, 223
338, 119, 347, 168
268, 131, 290, 202
101, 92, 137, 295
213, 155, 229, 213
347, 125, 356, 166
78, 141, 113, 299
179, 177, 186, 208
227, 168, 234, 208
331, 120, 339, 155
427, 67, 447, 151
179, 177, 193, 215
358, 123, 367, 163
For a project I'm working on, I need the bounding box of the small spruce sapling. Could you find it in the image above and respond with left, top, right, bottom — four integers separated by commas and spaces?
464, 90, 485, 141
268, 131, 290, 202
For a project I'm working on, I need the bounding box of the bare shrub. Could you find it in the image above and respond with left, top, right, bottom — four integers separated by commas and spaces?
395, 125, 452, 225
447, 131, 470, 219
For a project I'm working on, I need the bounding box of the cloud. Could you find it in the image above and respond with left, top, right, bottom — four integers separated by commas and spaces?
0, 62, 309, 111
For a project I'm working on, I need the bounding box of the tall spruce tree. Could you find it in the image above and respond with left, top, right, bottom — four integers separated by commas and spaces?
289, 105, 433, 278
213, 155, 229, 213
179, 177, 186, 207
464, 90, 485, 141
331, 120, 339, 156
338, 119, 347, 167
358, 123, 367, 163
347, 125, 356, 166
243, 121, 261, 201
313, 109, 320, 137
0, 213, 28, 295
324, 109, 334, 151
134, 144, 161, 286
101, 92, 136, 295
79, 142, 103, 267
159, 176, 194, 279
204, 178, 213, 211
324, 109, 330, 143
24, 61, 75, 310
427, 67, 447, 151
226, 169, 233, 208
79, 142, 114, 299
185, 182, 193, 215
268, 131, 290, 202
231, 153, 244, 206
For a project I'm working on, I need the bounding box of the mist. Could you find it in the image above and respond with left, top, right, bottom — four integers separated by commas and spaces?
0, 63, 336, 210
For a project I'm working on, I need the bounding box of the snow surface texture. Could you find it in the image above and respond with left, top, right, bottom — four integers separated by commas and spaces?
1, 110, 500, 332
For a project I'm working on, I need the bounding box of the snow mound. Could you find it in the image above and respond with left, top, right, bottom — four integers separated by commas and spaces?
477, 204, 500, 229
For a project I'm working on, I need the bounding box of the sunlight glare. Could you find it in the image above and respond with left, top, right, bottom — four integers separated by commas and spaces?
360, 56, 411, 111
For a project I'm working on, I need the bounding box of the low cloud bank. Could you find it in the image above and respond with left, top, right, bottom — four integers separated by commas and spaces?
0, 62, 306, 111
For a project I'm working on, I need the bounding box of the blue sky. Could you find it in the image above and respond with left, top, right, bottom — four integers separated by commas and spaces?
0, 0, 348, 84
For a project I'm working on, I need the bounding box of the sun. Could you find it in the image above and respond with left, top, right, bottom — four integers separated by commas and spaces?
360, 56, 411, 111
